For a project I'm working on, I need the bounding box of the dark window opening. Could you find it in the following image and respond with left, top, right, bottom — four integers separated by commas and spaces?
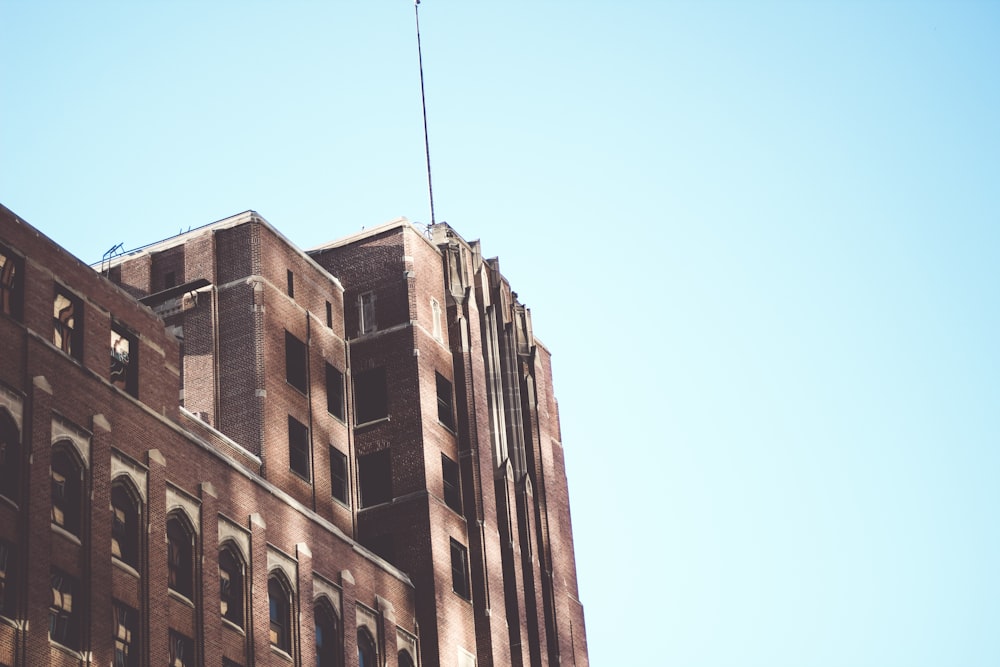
288, 416, 311, 480
357, 628, 377, 667
169, 630, 194, 667
330, 447, 349, 505
359, 291, 376, 335
354, 368, 387, 424
0, 412, 21, 502
113, 601, 139, 667
51, 447, 82, 535
325, 301, 333, 329
164, 271, 176, 289
399, 650, 416, 667
50, 569, 80, 649
219, 547, 244, 627
285, 331, 307, 393
436, 372, 455, 430
315, 602, 342, 667
268, 575, 291, 652
223, 660, 243, 667
442, 454, 462, 513
167, 515, 194, 600
287, 270, 295, 298
326, 364, 345, 420
111, 484, 140, 568
358, 449, 392, 508
0, 540, 17, 618
111, 324, 139, 397
450, 539, 471, 600
365, 534, 395, 566
53, 286, 83, 360
0, 245, 23, 320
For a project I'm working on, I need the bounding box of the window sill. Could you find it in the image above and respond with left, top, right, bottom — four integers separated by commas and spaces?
0, 493, 18, 511
290, 469, 312, 484
221, 617, 246, 636
270, 646, 294, 662
354, 416, 390, 430
112, 557, 140, 578
49, 639, 83, 659
437, 420, 457, 435
168, 589, 196, 608
51, 523, 82, 545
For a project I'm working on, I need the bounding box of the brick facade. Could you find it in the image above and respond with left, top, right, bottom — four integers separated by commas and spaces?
0, 203, 587, 667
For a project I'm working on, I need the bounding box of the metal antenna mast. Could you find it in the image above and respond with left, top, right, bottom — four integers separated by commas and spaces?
414, 0, 436, 226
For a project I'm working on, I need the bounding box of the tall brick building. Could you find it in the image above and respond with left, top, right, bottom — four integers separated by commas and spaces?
0, 203, 587, 667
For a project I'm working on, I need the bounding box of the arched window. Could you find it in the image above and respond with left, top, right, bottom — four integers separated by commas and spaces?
51, 446, 83, 535
357, 628, 377, 667
219, 545, 245, 627
111, 482, 141, 568
0, 411, 20, 502
166, 514, 194, 600
268, 573, 292, 653
315, 600, 342, 667
398, 649, 415, 667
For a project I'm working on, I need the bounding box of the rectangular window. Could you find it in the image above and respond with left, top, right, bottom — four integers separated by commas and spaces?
286, 270, 295, 298
0, 540, 15, 618
359, 291, 376, 334
450, 539, 471, 600
50, 569, 79, 649
354, 367, 388, 424
330, 447, 349, 505
288, 416, 310, 480
325, 363, 345, 420
358, 449, 392, 508
169, 630, 194, 667
442, 454, 462, 513
431, 297, 443, 341
325, 301, 333, 328
53, 286, 83, 360
111, 323, 139, 397
436, 372, 455, 430
0, 244, 23, 320
113, 601, 139, 667
285, 331, 307, 393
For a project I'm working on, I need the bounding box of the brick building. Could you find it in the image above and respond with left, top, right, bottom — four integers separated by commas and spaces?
0, 203, 587, 666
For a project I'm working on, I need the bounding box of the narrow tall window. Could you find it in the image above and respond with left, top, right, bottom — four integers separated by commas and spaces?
167, 515, 194, 600
111, 323, 139, 397
431, 297, 442, 341
0, 245, 23, 320
285, 331, 307, 393
326, 364, 345, 420
0, 540, 16, 618
50, 569, 79, 648
268, 574, 292, 652
358, 449, 392, 508
288, 416, 311, 480
436, 372, 455, 430
450, 539, 471, 600
330, 447, 349, 505
354, 368, 387, 424
442, 454, 462, 513
359, 291, 376, 334
287, 270, 295, 298
325, 301, 333, 328
0, 411, 21, 502
111, 483, 140, 568
51, 446, 82, 535
113, 601, 139, 667
357, 628, 377, 667
169, 630, 194, 667
315, 601, 342, 667
219, 546, 244, 627
53, 286, 83, 359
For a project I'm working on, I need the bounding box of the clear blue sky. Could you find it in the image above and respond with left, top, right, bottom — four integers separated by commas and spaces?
3, 2, 999, 665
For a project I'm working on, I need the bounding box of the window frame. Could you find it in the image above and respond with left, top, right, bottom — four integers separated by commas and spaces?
288, 415, 311, 481
0, 410, 22, 503
285, 331, 308, 393
49, 568, 80, 649
442, 454, 462, 514
359, 291, 376, 335
436, 372, 455, 431
354, 367, 388, 425
169, 629, 194, 667
357, 627, 378, 667
325, 363, 345, 421
268, 573, 293, 653
330, 446, 349, 506
219, 544, 246, 628
113, 600, 140, 667
450, 538, 471, 600
111, 481, 141, 569
0, 244, 24, 320
0, 540, 16, 619
315, 599, 342, 667
110, 322, 139, 398
358, 449, 392, 508
51, 445, 83, 536
53, 285, 84, 360
166, 513, 195, 601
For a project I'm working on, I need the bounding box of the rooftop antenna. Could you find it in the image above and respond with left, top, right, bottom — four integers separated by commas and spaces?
414, 0, 436, 226
100, 242, 124, 276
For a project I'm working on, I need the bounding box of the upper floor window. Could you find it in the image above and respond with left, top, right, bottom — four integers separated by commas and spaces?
0, 244, 23, 320
287, 270, 295, 298
169, 630, 194, 667
315, 600, 342, 667
53, 286, 83, 360
442, 454, 462, 514
325, 301, 333, 328
0, 540, 17, 618
431, 297, 442, 341
450, 538, 471, 600
330, 447, 349, 506
359, 291, 376, 335
285, 331, 307, 393
111, 482, 140, 569
51, 446, 83, 536
268, 573, 292, 653
357, 628, 378, 667
166, 514, 194, 600
288, 416, 311, 480
219, 545, 245, 627
358, 449, 392, 508
354, 368, 387, 424
113, 600, 139, 667
436, 373, 455, 430
50, 569, 80, 649
399, 650, 416, 667
326, 364, 345, 421
111, 323, 138, 397
0, 410, 21, 502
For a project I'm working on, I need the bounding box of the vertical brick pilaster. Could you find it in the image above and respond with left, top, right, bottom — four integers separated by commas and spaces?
200, 482, 221, 667
146, 449, 168, 667
340, 570, 357, 667
24, 376, 53, 667
89, 414, 114, 667
296, 543, 315, 667
377, 596, 398, 665
249, 513, 269, 666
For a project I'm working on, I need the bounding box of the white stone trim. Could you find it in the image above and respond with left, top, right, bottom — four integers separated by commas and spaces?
0, 386, 23, 432
166, 484, 200, 535
267, 546, 298, 593
218, 515, 251, 563
313, 575, 342, 618
51, 417, 91, 468
110, 451, 147, 503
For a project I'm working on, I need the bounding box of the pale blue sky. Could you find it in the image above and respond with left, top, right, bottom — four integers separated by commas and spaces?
3, 2, 999, 665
